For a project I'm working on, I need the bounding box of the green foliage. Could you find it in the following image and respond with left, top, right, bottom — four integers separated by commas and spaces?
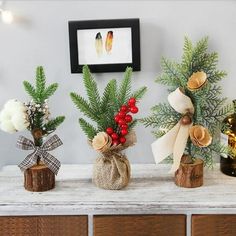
79, 118, 98, 140
24, 66, 65, 139
23, 81, 37, 99
131, 87, 148, 100
141, 37, 232, 167
118, 67, 132, 104
70, 92, 99, 122
156, 58, 185, 87
24, 66, 58, 104
141, 103, 181, 130
44, 116, 65, 133
83, 65, 101, 113
70, 66, 147, 140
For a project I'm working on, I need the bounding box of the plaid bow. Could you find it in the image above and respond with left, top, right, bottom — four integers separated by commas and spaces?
17, 134, 62, 175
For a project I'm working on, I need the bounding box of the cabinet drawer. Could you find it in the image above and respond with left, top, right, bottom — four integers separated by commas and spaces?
94, 215, 186, 236
0, 216, 88, 236
192, 215, 236, 236
0, 216, 37, 236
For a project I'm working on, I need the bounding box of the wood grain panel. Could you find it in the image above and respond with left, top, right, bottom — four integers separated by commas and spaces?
38, 216, 88, 236
0, 216, 88, 236
94, 215, 186, 236
0, 216, 38, 236
192, 215, 236, 236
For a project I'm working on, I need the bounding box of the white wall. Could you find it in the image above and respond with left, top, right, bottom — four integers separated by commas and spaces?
0, 0, 235, 166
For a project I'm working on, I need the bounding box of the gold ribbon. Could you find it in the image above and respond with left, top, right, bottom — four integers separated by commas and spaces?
151, 88, 194, 173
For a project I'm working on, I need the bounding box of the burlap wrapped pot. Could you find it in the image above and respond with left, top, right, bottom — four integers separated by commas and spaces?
93, 153, 131, 190
92, 131, 136, 190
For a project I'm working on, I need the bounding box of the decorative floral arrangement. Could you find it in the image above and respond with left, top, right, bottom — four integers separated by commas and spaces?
91, 97, 139, 150
141, 37, 233, 173
70, 65, 147, 189
0, 66, 65, 175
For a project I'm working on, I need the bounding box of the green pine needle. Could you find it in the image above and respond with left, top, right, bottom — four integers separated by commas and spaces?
23, 81, 37, 102
79, 118, 97, 140
43, 83, 58, 101
131, 86, 148, 100
118, 67, 132, 105
44, 116, 65, 132
83, 65, 101, 113
70, 92, 99, 122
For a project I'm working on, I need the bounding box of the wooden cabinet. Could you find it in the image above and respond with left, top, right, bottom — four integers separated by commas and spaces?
0, 216, 88, 236
94, 215, 186, 236
192, 215, 236, 236
0, 216, 38, 236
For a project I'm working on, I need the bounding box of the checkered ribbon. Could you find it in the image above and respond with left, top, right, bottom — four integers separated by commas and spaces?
17, 134, 62, 175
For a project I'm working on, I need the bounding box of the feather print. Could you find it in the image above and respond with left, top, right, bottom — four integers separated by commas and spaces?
105, 31, 113, 54
95, 32, 103, 56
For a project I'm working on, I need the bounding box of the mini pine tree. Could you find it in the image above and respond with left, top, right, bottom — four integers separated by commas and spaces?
141, 37, 233, 168
23, 66, 65, 146
70, 65, 147, 143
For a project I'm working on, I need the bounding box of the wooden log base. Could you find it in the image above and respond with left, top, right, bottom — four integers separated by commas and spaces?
175, 156, 203, 188
24, 163, 55, 192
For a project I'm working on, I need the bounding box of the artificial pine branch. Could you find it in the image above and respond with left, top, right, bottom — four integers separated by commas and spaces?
42, 84, 58, 101
118, 67, 132, 105
156, 58, 185, 87
71, 66, 147, 140
83, 65, 101, 113
131, 87, 148, 100
100, 79, 116, 112
79, 118, 97, 140
70, 93, 99, 122
23, 66, 65, 142
44, 116, 65, 132
35, 66, 46, 101
23, 81, 37, 102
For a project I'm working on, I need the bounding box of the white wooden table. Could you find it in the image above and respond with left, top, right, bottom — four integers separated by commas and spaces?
0, 164, 235, 236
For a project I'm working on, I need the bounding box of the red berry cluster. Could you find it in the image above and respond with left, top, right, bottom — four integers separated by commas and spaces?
106, 97, 139, 146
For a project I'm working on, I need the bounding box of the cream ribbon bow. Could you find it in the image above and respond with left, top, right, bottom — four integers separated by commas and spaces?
151, 88, 194, 173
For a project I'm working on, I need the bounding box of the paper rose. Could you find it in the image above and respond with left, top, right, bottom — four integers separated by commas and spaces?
0, 99, 29, 133
92, 132, 112, 152
187, 71, 207, 91
189, 125, 212, 147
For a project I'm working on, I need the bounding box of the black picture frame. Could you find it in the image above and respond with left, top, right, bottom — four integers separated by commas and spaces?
68, 18, 140, 73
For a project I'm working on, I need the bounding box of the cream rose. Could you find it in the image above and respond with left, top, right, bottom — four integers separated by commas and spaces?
92, 132, 112, 151
189, 125, 212, 147
187, 71, 207, 91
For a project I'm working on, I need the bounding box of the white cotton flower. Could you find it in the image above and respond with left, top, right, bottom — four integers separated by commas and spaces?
0, 109, 11, 121
11, 114, 29, 131
4, 99, 27, 113
0, 99, 29, 133
0, 119, 16, 133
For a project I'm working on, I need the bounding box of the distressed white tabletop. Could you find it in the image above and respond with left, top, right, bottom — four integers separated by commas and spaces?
0, 164, 236, 216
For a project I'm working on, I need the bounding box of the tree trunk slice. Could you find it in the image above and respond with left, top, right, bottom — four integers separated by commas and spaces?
24, 162, 55, 192
174, 156, 203, 188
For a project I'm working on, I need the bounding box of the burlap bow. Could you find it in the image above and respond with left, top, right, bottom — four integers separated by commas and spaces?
17, 134, 62, 175
151, 88, 194, 173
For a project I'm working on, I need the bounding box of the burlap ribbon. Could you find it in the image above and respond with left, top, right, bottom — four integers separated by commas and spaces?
151, 88, 194, 173
17, 134, 62, 175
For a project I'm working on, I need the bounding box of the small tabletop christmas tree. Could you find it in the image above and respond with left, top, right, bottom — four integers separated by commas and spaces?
70, 65, 147, 189
0, 66, 65, 191
23, 66, 65, 146
141, 37, 232, 187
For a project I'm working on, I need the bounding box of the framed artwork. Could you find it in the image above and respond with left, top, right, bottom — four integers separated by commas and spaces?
68, 18, 140, 73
